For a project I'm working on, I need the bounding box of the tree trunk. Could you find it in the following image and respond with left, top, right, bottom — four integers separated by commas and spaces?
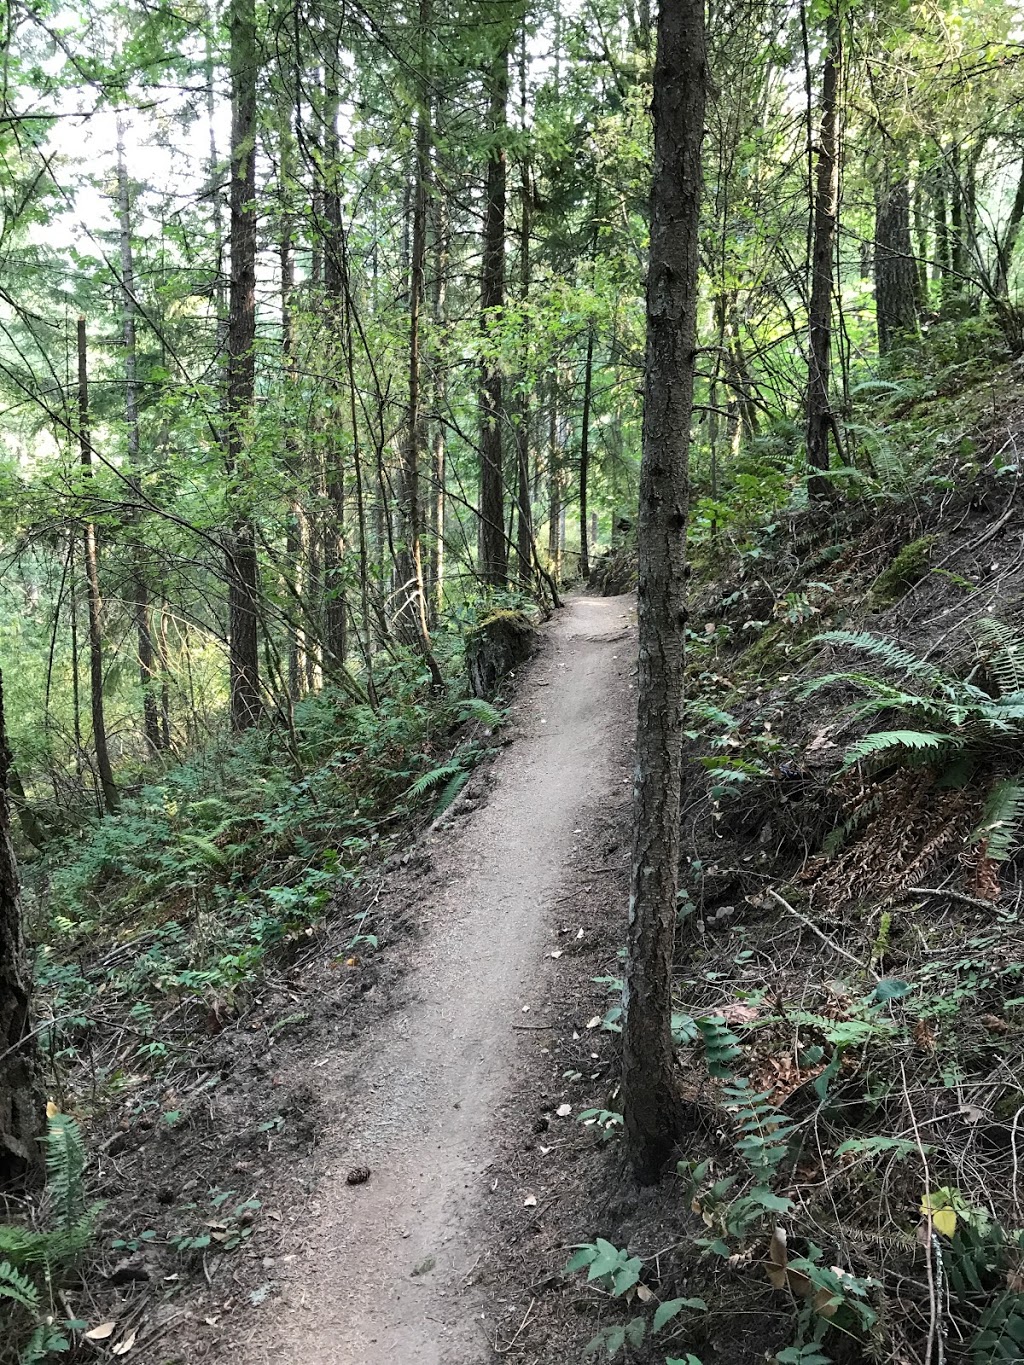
226, 0, 262, 731
912, 174, 930, 313
995, 158, 1024, 299
0, 670, 44, 1185
398, 0, 444, 688
621, 0, 706, 1186
579, 326, 595, 579
116, 120, 162, 754
478, 39, 509, 587
514, 28, 533, 588
874, 176, 919, 354
322, 53, 348, 673
804, 11, 840, 499
279, 96, 308, 700
427, 184, 449, 619
547, 386, 561, 580
933, 162, 950, 292
77, 318, 119, 814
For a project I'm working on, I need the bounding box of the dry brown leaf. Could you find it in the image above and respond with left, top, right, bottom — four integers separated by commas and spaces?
83, 1322, 117, 1341
111, 1330, 137, 1356
766, 1226, 788, 1290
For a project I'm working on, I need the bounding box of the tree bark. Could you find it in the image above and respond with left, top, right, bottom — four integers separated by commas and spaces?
478, 39, 509, 587
399, 0, 444, 688
514, 28, 533, 588
621, 0, 706, 1186
804, 11, 840, 499
0, 670, 44, 1185
547, 385, 561, 580
77, 318, 119, 814
116, 120, 163, 754
579, 326, 595, 579
322, 49, 348, 673
226, 0, 262, 731
874, 176, 919, 354
427, 181, 449, 619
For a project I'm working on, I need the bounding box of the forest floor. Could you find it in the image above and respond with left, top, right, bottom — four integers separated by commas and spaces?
179, 592, 639, 1364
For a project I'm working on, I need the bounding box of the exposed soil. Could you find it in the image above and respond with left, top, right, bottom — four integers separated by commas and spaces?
193, 593, 639, 1365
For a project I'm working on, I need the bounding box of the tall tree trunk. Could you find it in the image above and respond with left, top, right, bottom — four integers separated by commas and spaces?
547, 385, 561, 580
621, 0, 706, 1186
514, 27, 533, 588
478, 39, 509, 587
912, 174, 930, 313
995, 158, 1024, 299
225, 0, 262, 730
322, 53, 348, 672
804, 11, 840, 499
874, 176, 919, 354
0, 671, 44, 1186
578, 326, 595, 579
116, 120, 162, 754
77, 318, 119, 814
933, 162, 950, 293
427, 183, 449, 618
399, 0, 444, 687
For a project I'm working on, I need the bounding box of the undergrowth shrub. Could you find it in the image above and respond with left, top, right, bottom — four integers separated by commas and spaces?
28, 672, 503, 1075
803, 622, 1024, 865
0, 1113, 94, 1364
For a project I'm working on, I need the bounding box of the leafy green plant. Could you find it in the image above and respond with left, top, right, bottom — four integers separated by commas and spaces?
565, 1240, 706, 1360
0, 1114, 95, 1362
803, 626, 1024, 859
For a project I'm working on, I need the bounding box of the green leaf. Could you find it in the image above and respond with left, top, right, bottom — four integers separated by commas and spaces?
872, 977, 912, 1002
653, 1297, 707, 1331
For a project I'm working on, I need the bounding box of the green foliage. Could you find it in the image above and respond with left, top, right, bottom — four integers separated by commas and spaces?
0, 1114, 93, 1362
805, 626, 1024, 860
565, 1240, 705, 1360
869, 535, 938, 604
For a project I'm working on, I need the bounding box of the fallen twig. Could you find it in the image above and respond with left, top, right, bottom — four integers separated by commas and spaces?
768, 889, 879, 980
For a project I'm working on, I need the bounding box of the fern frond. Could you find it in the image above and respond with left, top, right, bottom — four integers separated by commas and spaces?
974, 619, 1024, 697
842, 730, 956, 769
408, 763, 463, 799
823, 792, 885, 855
812, 631, 945, 688
458, 697, 506, 729
432, 771, 470, 819
0, 1259, 39, 1311
973, 777, 1024, 861
177, 834, 229, 870
44, 1114, 85, 1229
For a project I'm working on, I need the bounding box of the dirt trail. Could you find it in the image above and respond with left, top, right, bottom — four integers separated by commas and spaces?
240, 594, 634, 1365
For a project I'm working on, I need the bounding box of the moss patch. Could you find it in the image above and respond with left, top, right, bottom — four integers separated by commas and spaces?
870, 534, 938, 605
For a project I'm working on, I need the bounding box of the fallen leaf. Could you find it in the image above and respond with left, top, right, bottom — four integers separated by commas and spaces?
585, 1016, 601, 1030
46, 1100, 59, 1119
111, 1330, 137, 1355
538, 1146, 551, 1155
523, 1195, 537, 1207
556, 1103, 572, 1117
720, 1002, 759, 1025
548, 950, 563, 959
766, 1227, 788, 1290
84, 1323, 117, 1341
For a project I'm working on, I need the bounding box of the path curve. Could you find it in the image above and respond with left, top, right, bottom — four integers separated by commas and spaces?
243, 594, 635, 1365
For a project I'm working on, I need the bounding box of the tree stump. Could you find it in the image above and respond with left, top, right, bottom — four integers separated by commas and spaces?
465, 611, 537, 699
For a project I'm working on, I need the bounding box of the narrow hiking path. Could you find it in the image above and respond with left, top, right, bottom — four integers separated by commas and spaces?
237, 594, 635, 1365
